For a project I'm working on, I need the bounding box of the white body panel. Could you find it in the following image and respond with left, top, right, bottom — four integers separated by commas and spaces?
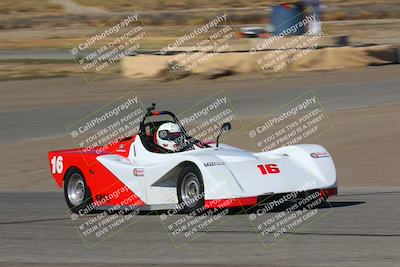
97, 136, 336, 206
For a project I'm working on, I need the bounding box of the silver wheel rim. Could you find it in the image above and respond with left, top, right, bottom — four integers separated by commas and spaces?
181, 172, 201, 208
67, 173, 85, 206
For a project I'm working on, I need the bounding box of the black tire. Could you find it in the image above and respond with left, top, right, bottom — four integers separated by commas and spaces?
177, 165, 204, 213
64, 167, 92, 214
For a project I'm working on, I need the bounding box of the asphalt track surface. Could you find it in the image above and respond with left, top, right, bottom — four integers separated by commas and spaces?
0, 188, 399, 266
1, 65, 400, 143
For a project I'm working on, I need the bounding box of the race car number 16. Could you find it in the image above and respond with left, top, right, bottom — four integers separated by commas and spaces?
51, 156, 64, 174
257, 164, 280, 175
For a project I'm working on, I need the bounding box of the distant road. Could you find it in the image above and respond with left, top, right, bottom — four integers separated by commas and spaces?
0, 50, 73, 60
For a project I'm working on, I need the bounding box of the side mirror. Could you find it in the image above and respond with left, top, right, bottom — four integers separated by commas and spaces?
216, 122, 232, 147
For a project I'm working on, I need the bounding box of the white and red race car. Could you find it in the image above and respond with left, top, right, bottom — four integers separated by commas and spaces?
48, 105, 337, 214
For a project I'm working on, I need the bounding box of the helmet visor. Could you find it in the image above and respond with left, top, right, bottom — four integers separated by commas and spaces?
159, 130, 183, 141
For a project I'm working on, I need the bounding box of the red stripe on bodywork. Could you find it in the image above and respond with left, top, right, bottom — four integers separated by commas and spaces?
48, 134, 145, 207
205, 197, 258, 208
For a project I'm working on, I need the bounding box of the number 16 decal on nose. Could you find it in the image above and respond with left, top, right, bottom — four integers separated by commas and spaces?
257, 164, 280, 175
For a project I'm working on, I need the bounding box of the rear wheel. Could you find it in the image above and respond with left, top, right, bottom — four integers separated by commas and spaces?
177, 166, 204, 213
64, 168, 92, 214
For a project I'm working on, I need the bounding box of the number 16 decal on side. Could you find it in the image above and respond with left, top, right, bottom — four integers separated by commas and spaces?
257, 164, 280, 175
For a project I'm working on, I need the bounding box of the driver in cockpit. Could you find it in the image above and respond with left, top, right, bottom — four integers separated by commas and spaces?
155, 122, 186, 152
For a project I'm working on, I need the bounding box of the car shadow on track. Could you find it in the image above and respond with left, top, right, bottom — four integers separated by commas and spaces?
227, 200, 366, 215
132, 200, 366, 216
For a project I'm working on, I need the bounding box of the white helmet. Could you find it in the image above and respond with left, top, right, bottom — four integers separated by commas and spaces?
156, 122, 184, 151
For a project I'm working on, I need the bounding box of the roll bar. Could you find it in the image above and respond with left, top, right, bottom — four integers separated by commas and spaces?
139, 103, 189, 136
139, 103, 210, 149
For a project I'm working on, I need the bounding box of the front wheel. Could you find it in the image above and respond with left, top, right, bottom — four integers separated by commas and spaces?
177, 166, 204, 213
64, 168, 92, 214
